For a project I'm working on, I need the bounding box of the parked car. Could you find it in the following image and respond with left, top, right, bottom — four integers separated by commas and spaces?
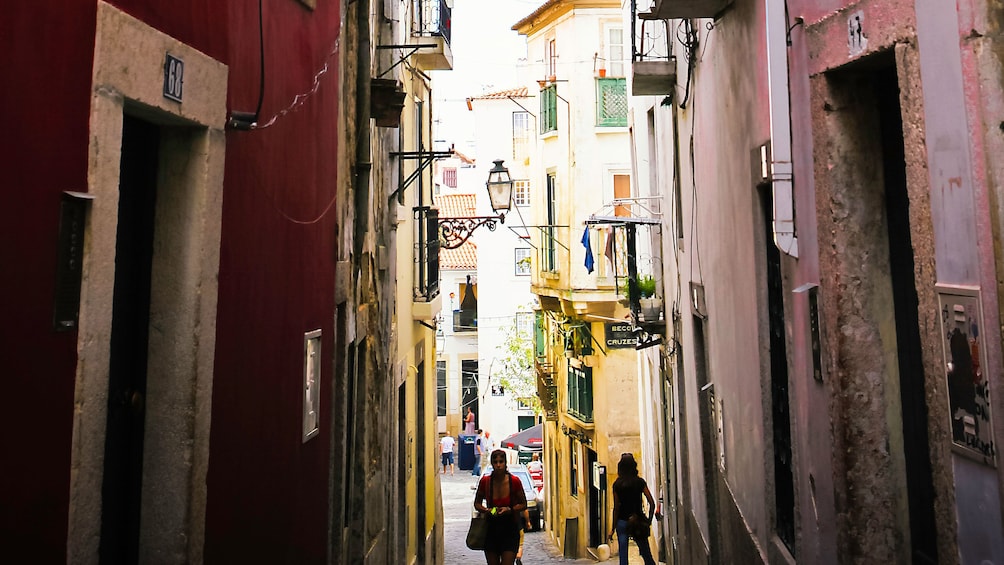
508, 464, 542, 531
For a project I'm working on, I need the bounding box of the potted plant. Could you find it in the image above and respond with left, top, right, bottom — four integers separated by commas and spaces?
637, 275, 662, 322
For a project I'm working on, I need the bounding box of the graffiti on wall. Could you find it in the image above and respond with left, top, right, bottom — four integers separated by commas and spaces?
939, 286, 996, 466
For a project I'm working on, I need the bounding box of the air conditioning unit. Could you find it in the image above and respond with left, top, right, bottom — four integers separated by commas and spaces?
632, 59, 677, 96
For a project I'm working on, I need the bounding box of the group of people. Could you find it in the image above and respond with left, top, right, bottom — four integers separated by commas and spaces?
438, 407, 496, 477
469, 449, 659, 565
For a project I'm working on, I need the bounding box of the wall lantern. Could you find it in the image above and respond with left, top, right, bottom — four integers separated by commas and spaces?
439, 159, 514, 249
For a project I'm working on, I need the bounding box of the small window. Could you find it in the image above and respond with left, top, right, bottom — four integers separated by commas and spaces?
540, 85, 557, 134
443, 167, 457, 188
516, 311, 533, 335
515, 248, 532, 276
513, 112, 531, 160
437, 360, 447, 417
513, 180, 530, 207
491, 384, 505, 397
606, 26, 624, 77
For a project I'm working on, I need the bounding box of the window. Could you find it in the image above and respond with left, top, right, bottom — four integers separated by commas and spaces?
443, 167, 457, 188
437, 360, 447, 417
513, 179, 530, 207
567, 365, 593, 422
513, 111, 531, 160
491, 384, 505, 396
540, 85, 557, 134
606, 26, 624, 77
515, 248, 532, 276
546, 38, 558, 77
596, 78, 627, 127
544, 174, 557, 271
516, 311, 533, 335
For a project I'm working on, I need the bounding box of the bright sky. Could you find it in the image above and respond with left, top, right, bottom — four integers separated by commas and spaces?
432, 0, 543, 153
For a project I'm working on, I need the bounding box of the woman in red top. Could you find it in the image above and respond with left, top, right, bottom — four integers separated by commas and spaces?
473, 449, 527, 565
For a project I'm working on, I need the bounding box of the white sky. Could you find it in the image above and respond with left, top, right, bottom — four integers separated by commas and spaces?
431, 0, 543, 153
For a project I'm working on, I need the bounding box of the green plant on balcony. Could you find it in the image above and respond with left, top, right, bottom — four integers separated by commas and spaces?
637, 274, 657, 298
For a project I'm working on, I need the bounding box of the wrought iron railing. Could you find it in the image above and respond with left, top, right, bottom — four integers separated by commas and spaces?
413, 0, 452, 46
414, 207, 440, 301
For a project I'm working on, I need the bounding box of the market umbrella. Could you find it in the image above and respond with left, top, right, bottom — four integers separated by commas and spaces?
501, 424, 543, 449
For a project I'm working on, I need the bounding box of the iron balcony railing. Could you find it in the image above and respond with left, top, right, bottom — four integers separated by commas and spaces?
413, 0, 452, 46
414, 206, 440, 302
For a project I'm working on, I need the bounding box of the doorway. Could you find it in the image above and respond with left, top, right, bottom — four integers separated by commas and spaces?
586, 448, 601, 547
820, 53, 938, 563
71, 7, 227, 560
99, 114, 159, 564
873, 63, 938, 565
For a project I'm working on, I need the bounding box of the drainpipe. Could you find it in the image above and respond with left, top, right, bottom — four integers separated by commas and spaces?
765, 0, 798, 257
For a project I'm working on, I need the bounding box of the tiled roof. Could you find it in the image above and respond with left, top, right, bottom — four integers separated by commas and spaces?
437, 194, 478, 270
438, 193, 477, 217
471, 86, 530, 100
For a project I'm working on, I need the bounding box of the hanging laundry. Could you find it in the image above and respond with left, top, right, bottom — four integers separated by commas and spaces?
582, 227, 595, 274
603, 226, 615, 266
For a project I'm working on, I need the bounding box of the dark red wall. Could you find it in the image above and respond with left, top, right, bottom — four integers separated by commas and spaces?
1, 1, 338, 562
204, 1, 340, 563
1, 4, 107, 561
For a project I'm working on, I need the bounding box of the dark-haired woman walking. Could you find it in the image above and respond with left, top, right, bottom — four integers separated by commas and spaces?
609, 452, 659, 565
473, 449, 527, 565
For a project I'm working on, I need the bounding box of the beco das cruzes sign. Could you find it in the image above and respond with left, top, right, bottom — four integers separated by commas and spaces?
605, 322, 637, 349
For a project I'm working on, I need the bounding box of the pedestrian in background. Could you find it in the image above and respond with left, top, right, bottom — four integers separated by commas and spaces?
609, 453, 659, 565
473, 428, 484, 477
480, 430, 495, 475
439, 433, 456, 475
473, 449, 527, 565
465, 406, 476, 435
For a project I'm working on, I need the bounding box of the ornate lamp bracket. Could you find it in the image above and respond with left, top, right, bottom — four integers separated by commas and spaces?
439, 215, 504, 249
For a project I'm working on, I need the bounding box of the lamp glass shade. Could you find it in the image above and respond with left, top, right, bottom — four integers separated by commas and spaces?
485, 159, 513, 212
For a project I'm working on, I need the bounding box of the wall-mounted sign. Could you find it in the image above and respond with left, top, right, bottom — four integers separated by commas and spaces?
53, 192, 93, 331
163, 53, 184, 102
605, 322, 637, 349
938, 286, 996, 466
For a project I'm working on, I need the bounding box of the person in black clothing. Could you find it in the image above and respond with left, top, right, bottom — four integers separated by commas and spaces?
473, 449, 528, 565
609, 452, 659, 565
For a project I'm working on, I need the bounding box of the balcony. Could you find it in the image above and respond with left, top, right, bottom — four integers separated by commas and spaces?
535, 359, 558, 421
411, 0, 453, 71
631, 6, 676, 95
647, 0, 733, 19
414, 206, 440, 304
632, 59, 677, 96
453, 309, 477, 332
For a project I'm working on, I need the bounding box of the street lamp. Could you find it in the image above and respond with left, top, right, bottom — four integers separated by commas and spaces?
439, 159, 514, 249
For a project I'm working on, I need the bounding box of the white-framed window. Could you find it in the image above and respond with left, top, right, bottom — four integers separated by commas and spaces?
513, 111, 531, 160
513, 179, 530, 207
605, 25, 625, 77
546, 38, 558, 77
515, 248, 532, 276
516, 311, 533, 335
303, 329, 322, 442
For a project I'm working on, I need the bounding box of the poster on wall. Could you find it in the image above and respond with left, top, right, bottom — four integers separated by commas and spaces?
938, 286, 996, 466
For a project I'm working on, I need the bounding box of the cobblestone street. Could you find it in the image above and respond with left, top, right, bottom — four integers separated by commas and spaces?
439, 470, 659, 564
